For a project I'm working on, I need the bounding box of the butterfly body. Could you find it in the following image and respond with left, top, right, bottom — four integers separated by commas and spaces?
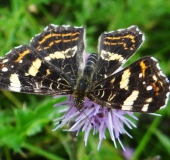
73, 53, 98, 107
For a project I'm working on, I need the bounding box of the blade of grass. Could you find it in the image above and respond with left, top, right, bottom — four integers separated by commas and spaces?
21, 141, 64, 160
1, 90, 23, 108
131, 116, 161, 160
153, 130, 170, 155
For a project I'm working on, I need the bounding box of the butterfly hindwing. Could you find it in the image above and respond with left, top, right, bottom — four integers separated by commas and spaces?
0, 45, 72, 95
88, 57, 170, 112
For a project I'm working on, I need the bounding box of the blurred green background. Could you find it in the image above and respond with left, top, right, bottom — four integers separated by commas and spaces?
0, 0, 170, 159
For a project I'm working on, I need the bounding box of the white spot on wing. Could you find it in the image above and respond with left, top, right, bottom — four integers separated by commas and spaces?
141, 104, 149, 112
9, 86, 21, 92
120, 69, 131, 90
146, 97, 152, 103
19, 60, 23, 63
121, 105, 133, 111
44, 56, 51, 61
44, 46, 77, 60
2, 59, 9, 63
152, 75, 157, 81
101, 50, 125, 62
2, 67, 8, 72
28, 58, 42, 76
122, 90, 139, 110
146, 86, 153, 91
139, 73, 142, 78
9, 73, 21, 92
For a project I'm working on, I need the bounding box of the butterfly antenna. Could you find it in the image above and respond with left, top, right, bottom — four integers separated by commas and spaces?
78, 104, 94, 127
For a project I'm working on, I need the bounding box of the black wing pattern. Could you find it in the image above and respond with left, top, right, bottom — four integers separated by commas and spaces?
95, 26, 144, 80
0, 24, 85, 95
0, 24, 169, 113
88, 56, 170, 112
86, 26, 169, 113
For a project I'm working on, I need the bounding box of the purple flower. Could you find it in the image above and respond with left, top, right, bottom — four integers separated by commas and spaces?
53, 95, 138, 150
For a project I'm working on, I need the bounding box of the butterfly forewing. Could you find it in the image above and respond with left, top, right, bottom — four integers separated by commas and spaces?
88, 57, 170, 112
31, 24, 85, 80
95, 26, 144, 80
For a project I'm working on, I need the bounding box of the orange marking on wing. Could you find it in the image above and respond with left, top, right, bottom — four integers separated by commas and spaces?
105, 35, 135, 43
14, 49, 30, 62
37, 37, 79, 50
140, 61, 148, 77
0, 64, 4, 69
110, 78, 115, 84
152, 82, 160, 95
46, 69, 51, 76
38, 32, 80, 44
63, 37, 79, 42
103, 41, 129, 49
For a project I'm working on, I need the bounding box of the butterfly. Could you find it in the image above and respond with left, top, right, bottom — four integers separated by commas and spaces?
0, 24, 169, 112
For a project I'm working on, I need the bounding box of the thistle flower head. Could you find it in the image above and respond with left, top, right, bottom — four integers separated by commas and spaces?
53, 95, 138, 150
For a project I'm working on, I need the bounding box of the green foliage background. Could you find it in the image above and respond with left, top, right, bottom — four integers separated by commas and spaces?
0, 0, 170, 159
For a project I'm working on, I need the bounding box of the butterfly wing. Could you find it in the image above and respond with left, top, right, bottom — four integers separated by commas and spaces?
0, 25, 85, 95
94, 26, 144, 80
31, 24, 85, 79
88, 57, 170, 112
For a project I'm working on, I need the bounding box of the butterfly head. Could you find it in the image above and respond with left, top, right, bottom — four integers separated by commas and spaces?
73, 97, 85, 109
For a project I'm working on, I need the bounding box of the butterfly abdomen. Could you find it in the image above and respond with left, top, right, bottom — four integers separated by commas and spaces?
84, 53, 98, 78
